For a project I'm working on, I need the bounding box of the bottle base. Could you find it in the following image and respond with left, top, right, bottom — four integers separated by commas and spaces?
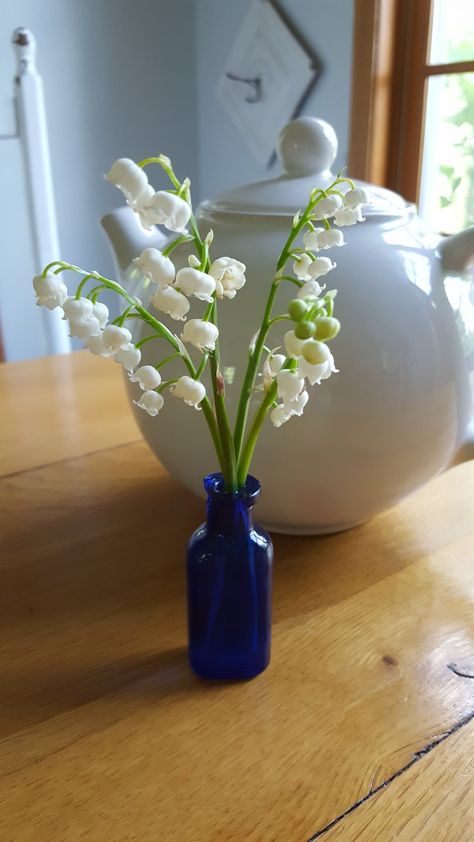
189, 649, 270, 681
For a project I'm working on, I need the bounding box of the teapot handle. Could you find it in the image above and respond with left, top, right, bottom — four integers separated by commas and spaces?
438, 226, 474, 274
438, 226, 474, 465
100, 206, 171, 273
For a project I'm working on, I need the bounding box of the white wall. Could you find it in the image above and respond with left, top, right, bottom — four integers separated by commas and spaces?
0, 0, 198, 359
195, 0, 354, 199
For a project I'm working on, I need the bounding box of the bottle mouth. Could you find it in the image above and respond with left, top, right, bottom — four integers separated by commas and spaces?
203, 472, 261, 505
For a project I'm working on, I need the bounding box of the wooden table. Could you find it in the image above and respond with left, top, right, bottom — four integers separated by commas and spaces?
1, 352, 473, 841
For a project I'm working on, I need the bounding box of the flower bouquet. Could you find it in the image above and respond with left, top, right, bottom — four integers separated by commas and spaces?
33, 154, 366, 679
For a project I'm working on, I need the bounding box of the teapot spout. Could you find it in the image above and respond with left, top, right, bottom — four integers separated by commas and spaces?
100, 206, 170, 274
438, 226, 474, 274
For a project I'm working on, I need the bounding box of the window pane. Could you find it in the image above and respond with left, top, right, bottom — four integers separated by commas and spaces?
419, 72, 474, 234
429, 0, 474, 64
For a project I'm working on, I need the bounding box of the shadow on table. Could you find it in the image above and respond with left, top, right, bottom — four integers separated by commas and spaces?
0, 647, 197, 736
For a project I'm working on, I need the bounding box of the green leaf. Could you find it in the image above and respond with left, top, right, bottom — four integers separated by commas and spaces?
451, 176, 462, 193
440, 196, 451, 208
440, 164, 455, 178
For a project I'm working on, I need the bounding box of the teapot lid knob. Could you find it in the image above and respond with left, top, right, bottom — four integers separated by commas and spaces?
277, 117, 338, 177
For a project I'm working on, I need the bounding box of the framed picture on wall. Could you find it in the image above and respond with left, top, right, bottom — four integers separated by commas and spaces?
216, 0, 320, 165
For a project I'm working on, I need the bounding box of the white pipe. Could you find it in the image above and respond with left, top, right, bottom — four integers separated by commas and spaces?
12, 27, 70, 354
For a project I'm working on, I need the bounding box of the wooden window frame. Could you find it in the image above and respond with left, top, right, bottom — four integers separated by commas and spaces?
349, 0, 474, 202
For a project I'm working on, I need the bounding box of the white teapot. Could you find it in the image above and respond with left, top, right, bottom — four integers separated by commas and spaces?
102, 117, 474, 533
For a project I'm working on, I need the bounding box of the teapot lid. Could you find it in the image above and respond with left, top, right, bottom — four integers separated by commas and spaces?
200, 117, 409, 218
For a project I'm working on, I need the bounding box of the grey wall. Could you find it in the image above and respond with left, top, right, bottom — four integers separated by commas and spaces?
195, 0, 354, 199
0, 0, 198, 358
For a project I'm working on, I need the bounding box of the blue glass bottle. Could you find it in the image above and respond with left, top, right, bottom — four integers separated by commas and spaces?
187, 473, 273, 680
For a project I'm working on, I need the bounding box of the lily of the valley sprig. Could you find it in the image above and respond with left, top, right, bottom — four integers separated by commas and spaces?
33, 155, 367, 492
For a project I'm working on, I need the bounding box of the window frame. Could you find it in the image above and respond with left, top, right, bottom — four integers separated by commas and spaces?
349, 0, 474, 202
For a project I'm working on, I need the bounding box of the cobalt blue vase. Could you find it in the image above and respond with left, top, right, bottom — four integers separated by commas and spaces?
187, 473, 273, 680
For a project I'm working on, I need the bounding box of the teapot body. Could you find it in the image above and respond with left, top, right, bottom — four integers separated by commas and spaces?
124, 204, 473, 533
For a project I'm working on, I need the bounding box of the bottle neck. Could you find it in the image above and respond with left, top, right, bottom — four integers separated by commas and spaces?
206, 496, 254, 535
203, 473, 260, 535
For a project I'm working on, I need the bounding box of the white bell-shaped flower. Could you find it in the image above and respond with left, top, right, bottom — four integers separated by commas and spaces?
137, 191, 191, 234
86, 332, 113, 357
262, 352, 285, 390
69, 317, 101, 340
151, 285, 190, 320
181, 319, 219, 352
301, 339, 331, 365
115, 342, 141, 372
270, 404, 290, 428
102, 324, 133, 352
133, 247, 175, 286
293, 253, 313, 281
129, 185, 156, 229
317, 228, 346, 249
33, 272, 68, 310
298, 349, 338, 385
319, 350, 338, 381
171, 375, 206, 409
277, 369, 305, 402
297, 358, 328, 385
284, 330, 306, 359
93, 302, 109, 329
288, 389, 309, 415
134, 389, 164, 417
271, 390, 309, 427
268, 353, 286, 376
105, 158, 149, 204
175, 267, 216, 302
297, 279, 323, 300
62, 296, 94, 320
303, 228, 324, 251
309, 257, 336, 279
344, 187, 369, 209
66, 299, 102, 340
209, 256, 246, 299
334, 207, 365, 227
129, 365, 162, 391
312, 194, 343, 220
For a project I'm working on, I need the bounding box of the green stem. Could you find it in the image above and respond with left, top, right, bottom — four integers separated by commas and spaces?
233, 281, 278, 461
155, 352, 182, 367
195, 352, 209, 380
237, 383, 277, 486
162, 234, 193, 256
137, 156, 181, 190
157, 378, 179, 393
268, 315, 292, 328
43, 260, 71, 275
87, 284, 108, 303
209, 302, 237, 491
135, 334, 165, 349
75, 274, 95, 298
276, 275, 304, 288
200, 396, 226, 474
114, 302, 137, 326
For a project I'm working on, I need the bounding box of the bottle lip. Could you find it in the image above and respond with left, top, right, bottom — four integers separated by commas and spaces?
203, 472, 261, 504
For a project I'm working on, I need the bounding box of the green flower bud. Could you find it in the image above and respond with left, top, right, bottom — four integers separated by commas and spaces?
295, 320, 316, 340
314, 317, 341, 341
288, 299, 308, 322
302, 339, 329, 365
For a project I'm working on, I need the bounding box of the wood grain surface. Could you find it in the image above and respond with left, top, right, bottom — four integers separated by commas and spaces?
324, 717, 474, 840
0, 354, 473, 841
0, 352, 138, 477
